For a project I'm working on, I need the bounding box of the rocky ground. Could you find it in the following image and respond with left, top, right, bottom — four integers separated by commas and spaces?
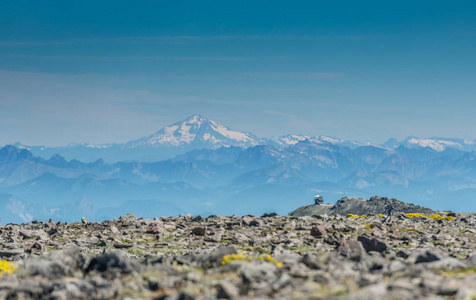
0, 211, 476, 299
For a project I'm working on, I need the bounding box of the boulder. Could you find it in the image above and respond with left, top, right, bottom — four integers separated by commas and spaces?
192, 227, 207, 236
119, 213, 137, 222
357, 236, 388, 253
337, 238, 367, 262
85, 250, 143, 275
197, 246, 238, 267
146, 222, 165, 234
310, 225, 327, 237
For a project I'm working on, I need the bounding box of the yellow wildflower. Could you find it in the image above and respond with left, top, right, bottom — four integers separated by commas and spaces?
406, 213, 425, 218
221, 253, 282, 268
0, 260, 16, 276
429, 214, 444, 220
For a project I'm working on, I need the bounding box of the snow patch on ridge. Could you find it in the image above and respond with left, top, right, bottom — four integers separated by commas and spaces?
407, 138, 462, 151
209, 120, 254, 142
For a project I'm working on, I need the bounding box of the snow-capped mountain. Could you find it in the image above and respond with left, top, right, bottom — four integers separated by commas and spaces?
384, 137, 476, 152
125, 114, 260, 149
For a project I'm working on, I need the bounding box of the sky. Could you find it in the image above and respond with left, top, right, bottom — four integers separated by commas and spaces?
0, 0, 475, 146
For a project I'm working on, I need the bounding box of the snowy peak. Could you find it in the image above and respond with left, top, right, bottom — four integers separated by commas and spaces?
406, 137, 461, 151
391, 137, 476, 152
126, 114, 259, 148
267, 135, 310, 147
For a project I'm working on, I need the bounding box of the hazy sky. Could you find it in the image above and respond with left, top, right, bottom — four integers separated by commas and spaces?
1, 0, 475, 146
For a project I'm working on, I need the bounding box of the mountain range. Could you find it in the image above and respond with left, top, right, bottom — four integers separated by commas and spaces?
1, 114, 476, 223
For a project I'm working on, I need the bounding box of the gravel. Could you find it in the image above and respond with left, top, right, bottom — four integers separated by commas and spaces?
0, 211, 475, 299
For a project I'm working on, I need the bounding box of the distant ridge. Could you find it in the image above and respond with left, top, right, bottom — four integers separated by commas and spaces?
2, 138, 476, 222
11, 114, 476, 163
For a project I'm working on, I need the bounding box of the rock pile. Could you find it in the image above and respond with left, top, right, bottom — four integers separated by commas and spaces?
289, 195, 435, 217
0, 211, 475, 299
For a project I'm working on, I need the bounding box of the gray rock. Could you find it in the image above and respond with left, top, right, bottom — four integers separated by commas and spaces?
425, 257, 467, 270
192, 215, 205, 222
192, 227, 207, 236
197, 246, 238, 267
337, 238, 367, 261
272, 273, 293, 291
301, 253, 321, 269
0, 247, 24, 258
24, 242, 45, 255
205, 228, 225, 243
241, 262, 278, 284
383, 261, 407, 275
185, 272, 202, 283
455, 288, 476, 300
467, 254, 476, 267
148, 277, 161, 291
178, 292, 196, 300
119, 213, 137, 222
282, 220, 296, 230
369, 220, 385, 230
357, 236, 387, 253
110, 226, 120, 236
249, 219, 264, 227
410, 250, 446, 264
217, 281, 239, 299
310, 225, 327, 237
85, 249, 144, 274
20, 258, 74, 279
146, 222, 165, 234
46, 247, 84, 270
344, 283, 388, 300
179, 214, 193, 221
52, 276, 122, 299
47, 227, 58, 236
19, 229, 47, 240
242, 215, 254, 226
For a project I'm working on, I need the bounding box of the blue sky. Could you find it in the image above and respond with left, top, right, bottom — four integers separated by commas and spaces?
1, 0, 475, 146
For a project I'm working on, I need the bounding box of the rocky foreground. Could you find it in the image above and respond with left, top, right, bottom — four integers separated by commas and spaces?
0, 212, 476, 299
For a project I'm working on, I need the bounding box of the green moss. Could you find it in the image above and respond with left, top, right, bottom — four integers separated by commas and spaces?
284, 246, 315, 254
137, 237, 158, 244
456, 252, 470, 259
404, 228, 422, 233
252, 247, 270, 254
126, 249, 144, 255
440, 267, 476, 276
